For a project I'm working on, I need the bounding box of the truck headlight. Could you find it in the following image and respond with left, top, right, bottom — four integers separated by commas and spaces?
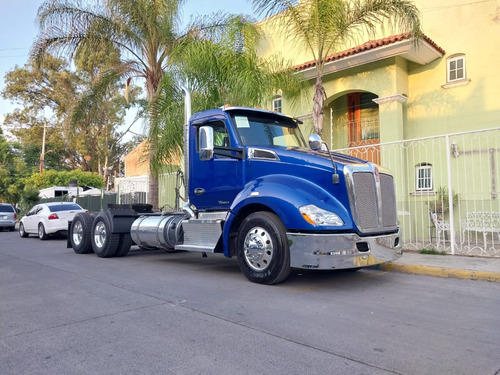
299, 204, 344, 226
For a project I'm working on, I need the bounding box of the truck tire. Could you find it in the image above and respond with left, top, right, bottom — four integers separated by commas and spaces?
236, 211, 291, 285
91, 212, 119, 258
114, 234, 133, 257
70, 213, 94, 254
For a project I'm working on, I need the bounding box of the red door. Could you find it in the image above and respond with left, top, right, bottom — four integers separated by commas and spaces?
347, 93, 380, 164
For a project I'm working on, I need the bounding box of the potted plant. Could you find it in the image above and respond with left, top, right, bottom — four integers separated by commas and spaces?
426, 186, 459, 222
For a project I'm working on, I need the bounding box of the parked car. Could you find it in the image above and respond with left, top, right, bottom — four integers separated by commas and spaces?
19, 202, 86, 240
0, 203, 17, 231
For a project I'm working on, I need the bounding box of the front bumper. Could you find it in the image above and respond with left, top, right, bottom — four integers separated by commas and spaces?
287, 231, 402, 270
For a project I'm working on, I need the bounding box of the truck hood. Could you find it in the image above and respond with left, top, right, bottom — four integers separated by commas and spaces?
265, 146, 372, 172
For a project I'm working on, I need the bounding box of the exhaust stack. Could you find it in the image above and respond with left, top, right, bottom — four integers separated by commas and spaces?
181, 86, 193, 217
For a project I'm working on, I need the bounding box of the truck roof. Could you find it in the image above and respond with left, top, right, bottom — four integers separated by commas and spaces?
191, 106, 302, 124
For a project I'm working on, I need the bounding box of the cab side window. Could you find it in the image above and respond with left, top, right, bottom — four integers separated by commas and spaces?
211, 121, 230, 148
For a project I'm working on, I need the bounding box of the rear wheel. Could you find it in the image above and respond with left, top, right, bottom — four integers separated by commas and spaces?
236, 211, 291, 285
91, 213, 119, 258
38, 223, 49, 240
115, 234, 133, 257
9, 225, 15, 232
19, 223, 29, 238
71, 213, 94, 254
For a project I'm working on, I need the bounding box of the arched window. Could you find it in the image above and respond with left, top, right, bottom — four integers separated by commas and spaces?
416, 163, 433, 191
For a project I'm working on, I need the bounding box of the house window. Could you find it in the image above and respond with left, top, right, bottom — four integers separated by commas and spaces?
447, 55, 466, 82
416, 163, 433, 191
272, 97, 282, 113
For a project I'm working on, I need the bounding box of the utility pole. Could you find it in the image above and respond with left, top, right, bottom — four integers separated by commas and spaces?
39, 122, 47, 173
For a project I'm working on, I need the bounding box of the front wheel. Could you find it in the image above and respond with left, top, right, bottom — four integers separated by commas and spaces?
236, 211, 291, 285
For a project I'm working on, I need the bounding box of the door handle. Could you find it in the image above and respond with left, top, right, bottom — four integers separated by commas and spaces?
194, 188, 205, 195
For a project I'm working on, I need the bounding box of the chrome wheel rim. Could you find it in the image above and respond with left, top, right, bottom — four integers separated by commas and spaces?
94, 221, 106, 248
72, 220, 83, 246
243, 226, 273, 271
38, 225, 44, 238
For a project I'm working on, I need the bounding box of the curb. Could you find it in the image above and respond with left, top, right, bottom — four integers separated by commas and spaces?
378, 262, 500, 283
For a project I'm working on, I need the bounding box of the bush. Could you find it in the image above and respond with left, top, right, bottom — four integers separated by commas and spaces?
19, 185, 40, 214
25, 169, 105, 189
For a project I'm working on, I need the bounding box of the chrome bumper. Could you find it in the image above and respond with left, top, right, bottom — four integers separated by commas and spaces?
287, 231, 402, 270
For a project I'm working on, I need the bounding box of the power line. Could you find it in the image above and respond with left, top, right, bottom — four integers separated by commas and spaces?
0, 47, 30, 51
421, 0, 495, 12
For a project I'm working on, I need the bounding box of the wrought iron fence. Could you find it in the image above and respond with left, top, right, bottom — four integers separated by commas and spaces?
334, 127, 500, 257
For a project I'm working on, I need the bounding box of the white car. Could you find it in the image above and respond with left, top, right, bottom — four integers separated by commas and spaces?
19, 202, 86, 240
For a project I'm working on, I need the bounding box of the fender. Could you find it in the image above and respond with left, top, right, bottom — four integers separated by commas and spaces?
222, 174, 353, 256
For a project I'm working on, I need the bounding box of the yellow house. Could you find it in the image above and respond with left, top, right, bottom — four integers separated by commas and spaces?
258, 0, 500, 148
257, 0, 500, 255
122, 139, 150, 178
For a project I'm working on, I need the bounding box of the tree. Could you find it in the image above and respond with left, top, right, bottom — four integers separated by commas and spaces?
153, 13, 305, 164
2, 54, 135, 182
0, 128, 25, 203
32, 0, 186, 209
252, 0, 422, 135
32, 0, 302, 209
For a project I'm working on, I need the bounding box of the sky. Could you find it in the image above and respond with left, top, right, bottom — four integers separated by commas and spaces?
0, 0, 255, 137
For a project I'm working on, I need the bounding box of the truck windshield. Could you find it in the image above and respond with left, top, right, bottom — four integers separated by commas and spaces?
230, 111, 307, 148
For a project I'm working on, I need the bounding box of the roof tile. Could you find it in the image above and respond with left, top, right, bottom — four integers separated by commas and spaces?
294, 33, 445, 71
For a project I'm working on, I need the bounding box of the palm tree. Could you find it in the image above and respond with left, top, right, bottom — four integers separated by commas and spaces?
151, 14, 305, 170
32, 0, 185, 209
252, 0, 422, 136
32, 1, 302, 210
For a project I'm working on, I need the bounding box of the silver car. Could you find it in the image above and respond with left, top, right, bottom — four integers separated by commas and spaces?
0, 203, 17, 231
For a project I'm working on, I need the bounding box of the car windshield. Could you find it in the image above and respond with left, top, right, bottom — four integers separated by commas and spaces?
48, 204, 82, 212
230, 111, 307, 148
0, 205, 14, 212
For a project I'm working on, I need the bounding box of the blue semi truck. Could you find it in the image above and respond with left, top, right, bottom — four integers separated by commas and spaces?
69, 88, 402, 284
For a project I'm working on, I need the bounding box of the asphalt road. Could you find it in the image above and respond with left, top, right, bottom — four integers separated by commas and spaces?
1, 229, 499, 375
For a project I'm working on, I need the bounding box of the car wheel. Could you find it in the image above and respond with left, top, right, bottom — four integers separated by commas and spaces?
19, 223, 29, 238
9, 226, 16, 232
38, 223, 49, 240
91, 212, 119, 258
70, 213, 94, 254
236, 211, 291, 285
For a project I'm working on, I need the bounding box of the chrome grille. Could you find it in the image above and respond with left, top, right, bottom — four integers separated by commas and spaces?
352, 172, 379, 231
380, 174, 398, 229
350, 171, 398, 233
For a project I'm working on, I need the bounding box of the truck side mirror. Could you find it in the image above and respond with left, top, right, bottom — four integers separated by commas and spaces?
199, 126, 214, 161
308, 133, 322, 151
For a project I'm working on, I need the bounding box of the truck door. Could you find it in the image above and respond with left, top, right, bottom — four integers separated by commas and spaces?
189, 120, 243, 211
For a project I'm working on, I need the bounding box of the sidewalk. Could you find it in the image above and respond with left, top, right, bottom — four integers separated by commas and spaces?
376, 251, 500, 282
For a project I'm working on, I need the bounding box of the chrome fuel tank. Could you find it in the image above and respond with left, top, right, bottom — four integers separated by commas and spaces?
130, 214, 186, 250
